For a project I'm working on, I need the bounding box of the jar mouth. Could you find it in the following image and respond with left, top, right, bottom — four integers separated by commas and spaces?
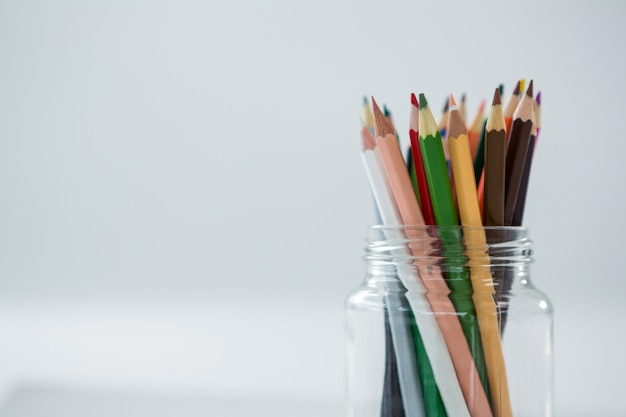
363, 225, 533, 266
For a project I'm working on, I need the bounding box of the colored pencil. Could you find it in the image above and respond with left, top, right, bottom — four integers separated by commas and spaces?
437, 98, 451, 167
510, 91, 541, 226
383, 104, 399, 139
417, 94, 457, 226
475, 86, 503, 215
407, 145, 417, 204
483, 88, 507, 227
409, 93, 436, 225
504, 81, 535, 225
477, 171, 485, 221
535, 91, 542, 138
448, 94, 513, 417
511, 97, 539, 226
472, 118, 487, 182
437, 97, 450, 139
381, 308, 407, 417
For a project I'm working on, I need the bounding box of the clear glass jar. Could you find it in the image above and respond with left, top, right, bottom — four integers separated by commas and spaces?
345, 225, 553, 417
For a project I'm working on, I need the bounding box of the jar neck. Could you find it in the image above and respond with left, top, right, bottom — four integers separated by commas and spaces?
363, 225, 534, 291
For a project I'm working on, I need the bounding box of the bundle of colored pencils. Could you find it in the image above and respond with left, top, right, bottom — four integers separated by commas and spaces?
359, 80, 541, 417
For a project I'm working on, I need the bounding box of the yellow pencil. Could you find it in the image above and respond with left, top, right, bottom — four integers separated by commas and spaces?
448, 94, 513, 417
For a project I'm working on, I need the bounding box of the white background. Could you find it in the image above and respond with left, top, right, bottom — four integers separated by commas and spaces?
0, 0, 625, 415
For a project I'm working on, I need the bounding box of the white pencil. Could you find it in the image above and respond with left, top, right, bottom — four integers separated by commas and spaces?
360, 126, 425, 416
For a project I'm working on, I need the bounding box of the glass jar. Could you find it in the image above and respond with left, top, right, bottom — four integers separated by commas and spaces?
345, 225, 553, 417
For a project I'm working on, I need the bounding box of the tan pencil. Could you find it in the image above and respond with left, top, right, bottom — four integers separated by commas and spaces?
448, 94, 513, 417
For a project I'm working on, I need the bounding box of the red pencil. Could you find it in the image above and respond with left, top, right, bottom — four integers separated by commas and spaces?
409, 93, 436, 225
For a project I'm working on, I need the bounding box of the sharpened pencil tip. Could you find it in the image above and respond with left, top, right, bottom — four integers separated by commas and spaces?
410, 93, 419, 107
371, 96, 381, 114
493, 88, 502, 106
383, 104, 391, 118
461, 93, 466, 103
442, 97, 449, 112
449, 94, 457, 107
418, 93, 428, 109
362, 96, 368, 105
526, 80, 534, 97
536, 91, 542, 105
513, 80, 521, 95
498, 84, 504, 96
371, 96, 394, 137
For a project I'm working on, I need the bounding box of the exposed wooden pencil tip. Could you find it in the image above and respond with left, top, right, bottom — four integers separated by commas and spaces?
536, 91, 542, 105
410, 93, 419, 107
449, 93, 457, 107
492, 88, 502, 106
372, 96, 394, 137
526, 80, 534, 98
513, 80, 521, 95
418, 93, 428, 109
371, 96, 382, 115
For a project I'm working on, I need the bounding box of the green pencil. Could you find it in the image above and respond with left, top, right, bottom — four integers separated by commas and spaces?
473, 118, 488, 182
417, 93, 491, 404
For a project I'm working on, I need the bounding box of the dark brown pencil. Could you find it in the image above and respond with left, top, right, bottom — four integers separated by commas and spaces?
511, 107, 538, 226
484, 88, 507, 227
503, 80, 534, 226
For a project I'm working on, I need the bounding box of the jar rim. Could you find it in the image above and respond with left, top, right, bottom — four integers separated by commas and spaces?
367, 225, 528, 232
363, 225, 533, 265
